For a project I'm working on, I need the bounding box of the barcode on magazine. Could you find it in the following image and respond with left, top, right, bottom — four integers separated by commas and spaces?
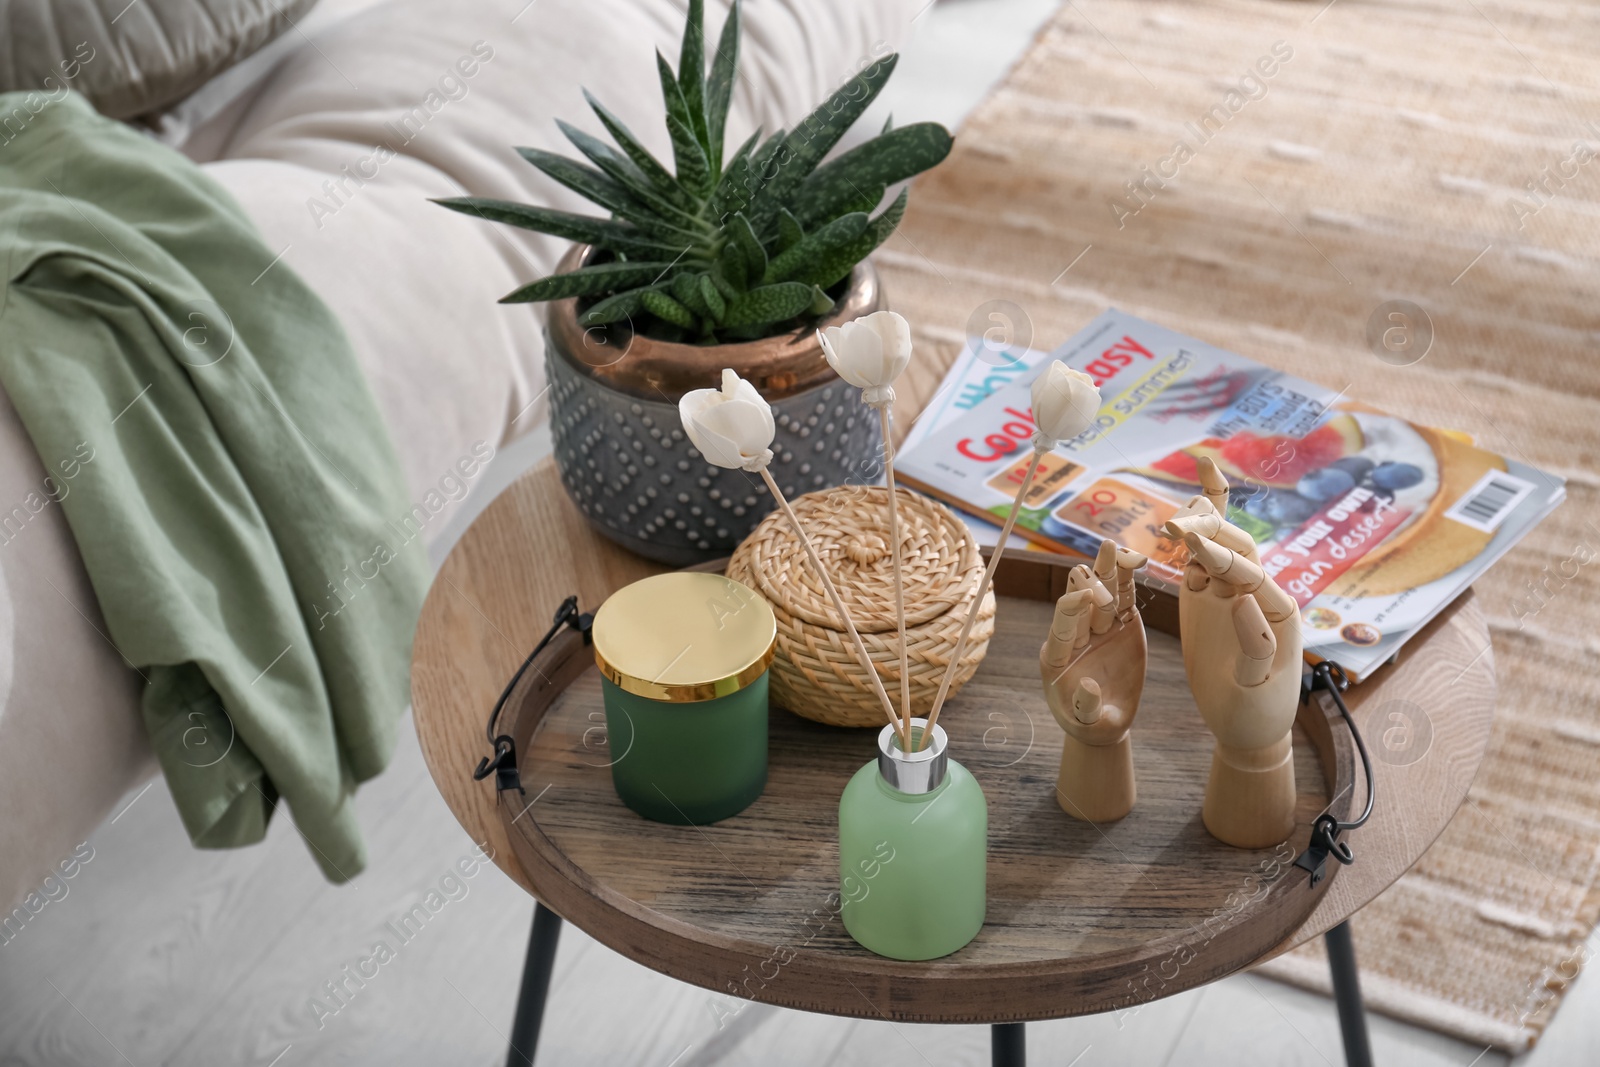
1444, 469, 1537, 533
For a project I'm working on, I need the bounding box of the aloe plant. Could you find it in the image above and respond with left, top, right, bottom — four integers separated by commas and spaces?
434, 0, 952, 344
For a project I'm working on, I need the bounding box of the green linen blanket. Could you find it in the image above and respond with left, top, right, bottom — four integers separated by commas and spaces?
0, 92, 428, 881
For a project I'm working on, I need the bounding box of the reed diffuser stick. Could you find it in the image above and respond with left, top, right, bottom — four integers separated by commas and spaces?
921, 360, 1103, 749
921, 450, 1041, 746
760, 467, 908, 748
678, 367, 908, 749
816, 313, 917, 743
879, 406, 912, 742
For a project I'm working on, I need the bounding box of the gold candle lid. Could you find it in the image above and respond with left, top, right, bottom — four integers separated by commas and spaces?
592, 572, 777, 702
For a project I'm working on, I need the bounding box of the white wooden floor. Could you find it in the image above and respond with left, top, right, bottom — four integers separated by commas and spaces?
4, 2, 1598, 1064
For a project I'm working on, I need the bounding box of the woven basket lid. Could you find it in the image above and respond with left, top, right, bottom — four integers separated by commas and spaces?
736, 486, 981, 634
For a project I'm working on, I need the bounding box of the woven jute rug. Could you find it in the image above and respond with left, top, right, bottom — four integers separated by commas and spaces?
879, 0, 1600, 1052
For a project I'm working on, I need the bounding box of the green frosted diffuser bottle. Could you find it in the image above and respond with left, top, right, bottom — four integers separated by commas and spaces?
591, 572, 776, 825
838, 718, 987, 960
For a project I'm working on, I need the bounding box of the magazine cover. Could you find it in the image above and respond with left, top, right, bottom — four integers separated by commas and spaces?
899, 336, 1051, 550
897, 309, 1567, 680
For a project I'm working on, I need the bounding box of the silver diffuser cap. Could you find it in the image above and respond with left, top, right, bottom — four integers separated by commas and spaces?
876, 717, 948, 795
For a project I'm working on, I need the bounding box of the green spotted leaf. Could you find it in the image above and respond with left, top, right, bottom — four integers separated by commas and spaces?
514, 147, 697, 244
729, 213, 767, 282
708, 130, 761, 224
721, 282, 814, 328
581, 90, 690, 208
710, 263, 739, 302
791, 122, 952, 228
808, 285, 835, 316
579, 288, 648, 326
554, 121, 706, 235
671, 272, 711, 317
776, 208, 804, 253
705, 1, 741, 172
793, 187, 908, 290
717, 239, 748, 291
699, 274, 727, 322
749, 55, 899, 228
657, 53, 712, 197
500, 261, 675, 304
837, 182, 886, 218
678, 0, 710, 153
762, 211, 867, 285
744, 128, 788, 203
641, 289, 697, 329
431, 198, 685, 259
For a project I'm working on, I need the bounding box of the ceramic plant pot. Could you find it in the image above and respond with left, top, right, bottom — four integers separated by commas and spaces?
544, 244, 886, 566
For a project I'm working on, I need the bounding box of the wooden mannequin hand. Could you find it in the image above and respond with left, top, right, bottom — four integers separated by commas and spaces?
1039, 540, 1148, 745
1169, 487, 1302, 750
1169, 459, 1303, 847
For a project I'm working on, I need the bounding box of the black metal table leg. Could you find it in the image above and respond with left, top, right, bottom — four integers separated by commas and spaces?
1325, 920, 1373, 1067
991, 1022, 1025, 1066
507, 901, 563, 1067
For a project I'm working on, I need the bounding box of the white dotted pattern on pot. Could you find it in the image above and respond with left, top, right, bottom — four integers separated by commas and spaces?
547, 348, 884, 567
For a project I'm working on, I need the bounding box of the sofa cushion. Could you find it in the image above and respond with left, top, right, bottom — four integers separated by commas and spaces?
0, 0, 318, 120
0, 0, 927, 915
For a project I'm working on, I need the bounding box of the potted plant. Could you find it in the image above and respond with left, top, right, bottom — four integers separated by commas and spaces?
435, 0, 952, 565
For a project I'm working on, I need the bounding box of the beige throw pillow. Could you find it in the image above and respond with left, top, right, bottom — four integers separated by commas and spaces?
0, 0, 319, 120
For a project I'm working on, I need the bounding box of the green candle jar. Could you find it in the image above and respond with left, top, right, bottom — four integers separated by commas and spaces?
592, 572, 776, 826
838, 718, 988, 961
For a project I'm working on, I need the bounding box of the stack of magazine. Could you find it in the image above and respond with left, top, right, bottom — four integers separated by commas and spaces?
896, 310, 1565, 682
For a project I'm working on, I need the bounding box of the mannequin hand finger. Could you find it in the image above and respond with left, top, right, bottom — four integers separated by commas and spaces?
1232, 595, 1276, 687
1268, 602, 1305, 660
1247, 573, 1297, 624
1197, 456, 1230, 514
1165, 495, 1255, 558
1093, 538, 1118, 587
1072, 677, 1103, 724
1050, 587, 1091, 637
1114, 546, 1146, 621
1042, 590, 1081, 667
1045, 588, 1095, 661
1082, 548, 1118, 633
1182, 530, 1240, 581
1182, 533, 1296, 622
1070, 590, 1095, 649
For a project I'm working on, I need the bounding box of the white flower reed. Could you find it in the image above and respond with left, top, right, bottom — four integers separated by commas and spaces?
680, 369, 909, 750
819, 311, 914, 743
921, 361, 1102, 747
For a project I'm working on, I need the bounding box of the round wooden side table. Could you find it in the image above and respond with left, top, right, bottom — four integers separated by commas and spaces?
412, 459, 1497, 1067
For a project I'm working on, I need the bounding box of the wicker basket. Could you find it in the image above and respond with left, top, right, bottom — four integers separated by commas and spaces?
726, 485, 995, 728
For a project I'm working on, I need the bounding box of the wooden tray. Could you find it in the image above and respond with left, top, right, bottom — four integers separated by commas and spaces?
490, 552, 1355, 1023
